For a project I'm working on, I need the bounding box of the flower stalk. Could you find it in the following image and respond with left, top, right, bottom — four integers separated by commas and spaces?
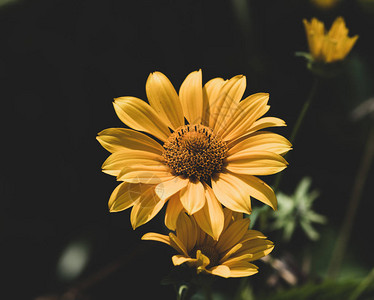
327, 125, 374, 278
273, 77, 319, 193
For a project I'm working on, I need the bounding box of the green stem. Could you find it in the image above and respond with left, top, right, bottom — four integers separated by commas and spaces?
177, 284, 189, 300
273, 77, 319, 193
327, 125, 374, 279
349, 267, 374, 300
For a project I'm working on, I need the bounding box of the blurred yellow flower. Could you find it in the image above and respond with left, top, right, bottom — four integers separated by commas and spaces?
142, 209, 274, 278
97, 70, 291, 239
310, 0, 340, 10
303, 17, 358, 63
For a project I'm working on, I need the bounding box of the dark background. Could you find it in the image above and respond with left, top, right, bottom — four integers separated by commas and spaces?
1, 0, 373, 299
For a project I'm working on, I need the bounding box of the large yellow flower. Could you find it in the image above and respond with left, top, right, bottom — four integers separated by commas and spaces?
303, 17, 358, 63
142, 209, 274, 278
97, 70, 291, 239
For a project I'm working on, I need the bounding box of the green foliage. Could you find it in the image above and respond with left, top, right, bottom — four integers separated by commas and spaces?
295, 52, 347, 78
256, 279, 374, 300
271, 177, 326, 242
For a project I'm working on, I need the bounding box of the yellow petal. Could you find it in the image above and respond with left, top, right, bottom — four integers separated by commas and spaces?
113, 97, 171, 141
202, 77, 225, 126
96, 128, 164, 154
213, 75, 247, 133
247, 117, 286, 134
303, 18, 325, 60
130, 185, 166, 229
207, 265, 231, 278
179, 181, 206, 214
195, 250, 210, 271
108, 181, 137, 212
113, 156, 172, 183
339, 35, 358, 60
172, 255, 195, 266
193, 185, 224, 240
155, 176, 189, 201
219, 243, 243, 263
223, 253, 254, 265
101, 150, 164, 177
165, 194, 184, 230
212, 172, 252, 214
223, 261, 259, 277
228, 131, 292, 156
219, 172, 277, 210
216, 218, 250, 253
169, 232, 189, 256
219, 93, 270, 141
118, 168, 174, 184
226, 150, 288, 175
141, 232, 171, 246
237, 239, 274, 261
222, 208, 234, 231
176, 213, 198, 253
240, 230, 267, 243
146, 72, 184, 130
328, 17, 347, 40
179, 69, 203, 124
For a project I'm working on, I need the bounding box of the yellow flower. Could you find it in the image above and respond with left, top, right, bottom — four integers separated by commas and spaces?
142, 209, 274, 278
303, 17, 358, 63
97, 70, 291, 239
310, 0, 340, 10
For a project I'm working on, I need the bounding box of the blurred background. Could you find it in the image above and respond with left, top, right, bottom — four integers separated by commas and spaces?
1, 0, 374, 299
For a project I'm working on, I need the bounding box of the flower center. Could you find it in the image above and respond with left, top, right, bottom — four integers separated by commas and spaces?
162, 124, 228, 182
192, 245, 220, 267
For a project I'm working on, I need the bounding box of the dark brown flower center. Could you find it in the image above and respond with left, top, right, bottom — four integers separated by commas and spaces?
162, 124, 228, 182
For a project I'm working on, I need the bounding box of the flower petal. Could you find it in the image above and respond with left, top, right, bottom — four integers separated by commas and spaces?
130, 185, 166, 229
172, 255, 195, 266
179, 181, 206, 215
207, 265, 231, 278
141, 232, 171, 246
96, 128, 164, 154
240, 230, 267, 243
226, 150, 288, 175
118, 168, 174, 184
195, 250, 211, 272
101, 150, 165, 177
164, 194, 184, 230
228, 131, 292, 156
212, 75, 247, 133
219, 243, 243, 263
155, 176, 189, 201
223, 261, 259, 277
169, 232, 189, 256
202, 77, 225, 126
108, 181, 137, 212
215, 172, 277, 210
216, 218, 250, 253
146, 72, 184, 130
223, 253, 254, 265
212, 173, 252, 214
113, 96, 171, 141
193, 185, 224, 240
236, 239, 274, 261
219, 93, 270, 141
179, 69, 203, 124
176, 213, 198, 253
247, 117, 286, 134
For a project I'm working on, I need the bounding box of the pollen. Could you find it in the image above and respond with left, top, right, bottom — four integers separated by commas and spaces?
162, 124, 228, 182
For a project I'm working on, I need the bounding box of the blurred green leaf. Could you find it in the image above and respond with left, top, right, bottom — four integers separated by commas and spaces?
271, 177, 326, 242
258, 279, 374, 300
